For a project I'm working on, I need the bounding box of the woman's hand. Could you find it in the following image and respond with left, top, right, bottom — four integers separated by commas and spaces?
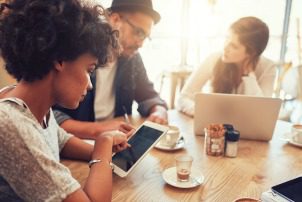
118, 123, 135, 136
101, 130, 134, 153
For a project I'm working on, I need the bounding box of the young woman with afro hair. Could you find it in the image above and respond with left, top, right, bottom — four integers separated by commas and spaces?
0, 0, 134, 201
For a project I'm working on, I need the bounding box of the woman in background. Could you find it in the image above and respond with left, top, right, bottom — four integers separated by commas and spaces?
177, 16, 276, 116
0, 0, 133, 201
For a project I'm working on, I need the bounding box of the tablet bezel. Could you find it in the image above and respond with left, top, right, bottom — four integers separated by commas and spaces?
271, 176, 302, 202
112, 121, 169, 177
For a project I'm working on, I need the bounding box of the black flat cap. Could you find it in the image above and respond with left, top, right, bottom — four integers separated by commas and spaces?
109, 0, 161, 24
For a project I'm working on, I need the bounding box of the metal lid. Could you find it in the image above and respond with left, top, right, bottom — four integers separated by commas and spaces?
223, 124, 234, 131
226, 130, 240, 141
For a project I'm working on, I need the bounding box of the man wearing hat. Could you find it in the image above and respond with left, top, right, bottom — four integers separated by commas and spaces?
53, 0, 168, 139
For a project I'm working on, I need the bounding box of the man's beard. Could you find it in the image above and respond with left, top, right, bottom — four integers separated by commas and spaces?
121, 46, 140, 58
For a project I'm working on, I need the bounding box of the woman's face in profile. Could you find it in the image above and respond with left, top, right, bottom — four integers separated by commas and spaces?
222, 30, 249, 65
54, 53, 97, 109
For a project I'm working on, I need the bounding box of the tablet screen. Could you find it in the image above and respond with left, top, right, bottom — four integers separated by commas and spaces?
112, 125, 163, 172
272, 177, 302, 201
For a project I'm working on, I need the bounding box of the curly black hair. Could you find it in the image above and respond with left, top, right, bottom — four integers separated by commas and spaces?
0, 0, 118, 82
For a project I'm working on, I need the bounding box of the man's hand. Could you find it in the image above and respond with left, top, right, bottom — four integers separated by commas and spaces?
147, 105, 168, 125
95, 120, 134, 139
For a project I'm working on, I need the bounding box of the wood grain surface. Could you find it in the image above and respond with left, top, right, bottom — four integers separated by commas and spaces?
62, 110, 302, 202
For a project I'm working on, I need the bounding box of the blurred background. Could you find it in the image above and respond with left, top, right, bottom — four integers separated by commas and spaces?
1, 0, 302, 122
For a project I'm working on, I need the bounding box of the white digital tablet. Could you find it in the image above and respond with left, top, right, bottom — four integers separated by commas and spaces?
112, 121, 169, 177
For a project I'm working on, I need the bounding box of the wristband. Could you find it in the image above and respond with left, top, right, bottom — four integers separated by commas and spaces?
88, 159, 114, 170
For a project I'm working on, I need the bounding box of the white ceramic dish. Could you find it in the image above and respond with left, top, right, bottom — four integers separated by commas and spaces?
281, 133, 302, 148
155, 136, 185, 151
162, 167, 204, 188
288, 139, 302, 148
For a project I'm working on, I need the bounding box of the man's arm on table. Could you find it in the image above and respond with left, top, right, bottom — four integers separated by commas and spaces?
131, 54, 168, 124
53, 109, 133, 140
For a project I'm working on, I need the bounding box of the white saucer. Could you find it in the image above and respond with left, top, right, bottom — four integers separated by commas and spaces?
162, 167, 204, 188
281, 133, 302, 148
155, 137, 185, 151
288, 139, 302, 148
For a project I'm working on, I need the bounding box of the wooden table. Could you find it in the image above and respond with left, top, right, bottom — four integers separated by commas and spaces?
62, 110, 302, 202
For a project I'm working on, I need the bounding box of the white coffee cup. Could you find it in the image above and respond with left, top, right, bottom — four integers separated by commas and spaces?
291, 124, 302, 144
162, 125, 180, 146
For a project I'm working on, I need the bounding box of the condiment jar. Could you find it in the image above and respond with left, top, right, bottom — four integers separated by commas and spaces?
225, 130, 240, 158
204, 124, 225, 156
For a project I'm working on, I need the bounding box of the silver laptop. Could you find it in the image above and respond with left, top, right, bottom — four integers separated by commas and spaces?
194, 93, 282, 141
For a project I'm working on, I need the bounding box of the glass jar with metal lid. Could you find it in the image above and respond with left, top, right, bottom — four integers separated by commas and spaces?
225, 130, 240, 158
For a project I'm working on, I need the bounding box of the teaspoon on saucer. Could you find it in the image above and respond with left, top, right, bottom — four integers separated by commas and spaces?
170, 136, 185, 148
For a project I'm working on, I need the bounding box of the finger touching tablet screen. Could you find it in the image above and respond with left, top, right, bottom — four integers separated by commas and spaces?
112, 121, 169, 177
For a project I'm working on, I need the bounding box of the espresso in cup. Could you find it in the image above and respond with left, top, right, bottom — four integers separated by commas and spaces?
175, 155, 193, 182
177, 169, 190, 181
291, 124, 302, 144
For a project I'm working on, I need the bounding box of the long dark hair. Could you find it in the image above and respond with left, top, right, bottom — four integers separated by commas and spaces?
211, 16, 269, 93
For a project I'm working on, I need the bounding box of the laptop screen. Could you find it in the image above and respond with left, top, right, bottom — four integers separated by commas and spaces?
194, 93, 282, 141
